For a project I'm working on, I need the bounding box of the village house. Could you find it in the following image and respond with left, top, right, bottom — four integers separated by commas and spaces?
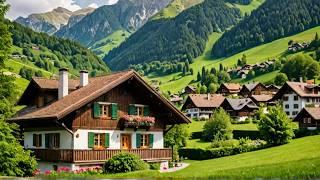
217, 83, 242, 96
273, 81, 320, 118
182, 85, 196, 95
239, 82, 270, 97
10, 69, 190, 172
266, 84, 280, 95
181, 94, 225, 120
288, 42, 309, 53
250, 94, 274, 106
294, 107, 320, 130
169, 94, 184, 105
220, 98, 259, 121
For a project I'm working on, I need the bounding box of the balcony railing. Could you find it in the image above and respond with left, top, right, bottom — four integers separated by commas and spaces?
30, 148, 172, 163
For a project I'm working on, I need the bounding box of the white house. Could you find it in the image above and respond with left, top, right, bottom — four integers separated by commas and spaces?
273, 81, 320, 118
10, 69, 190, 172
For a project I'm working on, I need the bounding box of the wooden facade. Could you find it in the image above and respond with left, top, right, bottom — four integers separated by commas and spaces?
240, 83, 269, 97
294, 108, 320, 129
31, 148, 172, 163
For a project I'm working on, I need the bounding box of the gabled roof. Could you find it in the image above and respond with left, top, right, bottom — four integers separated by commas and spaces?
294, 107, 320, 121
182, 94, 225, 109
10, 70, 190, 124
273, 82, 320, 100
243, 83, 260, 91
251, 95, 273, 102
223, 98, 258, 111
222, 83, 241, 91
32, 77, 79, 90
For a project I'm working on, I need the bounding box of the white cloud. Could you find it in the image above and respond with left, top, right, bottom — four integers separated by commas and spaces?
6, 0, 81, 20
88, 3, 99, 9
74, 0, 118, 7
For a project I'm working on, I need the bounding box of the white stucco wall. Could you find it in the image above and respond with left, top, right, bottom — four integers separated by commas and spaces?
24, 130, 72, 149
73, 129, 164, 149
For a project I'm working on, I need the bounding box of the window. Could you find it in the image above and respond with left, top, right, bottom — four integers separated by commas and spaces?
285, 111, 290, 115
285, 104, 289, 109
137, 106, 144, 116
283, 96, 289, 101
94, 133, 105, 148
294, 104, 299, 109
294, 96, 298, 101
308, 118, 311, 123
140, 134, 149, 148
33, 134, 42, 147
45, 133, 60, 149
101, 104, 110, 118
292, 111, 299, 116
303, 118, 307, 123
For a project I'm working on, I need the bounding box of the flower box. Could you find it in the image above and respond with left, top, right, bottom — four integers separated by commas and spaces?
121, 115, 155, 129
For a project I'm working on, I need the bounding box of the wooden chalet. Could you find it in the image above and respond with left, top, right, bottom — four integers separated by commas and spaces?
220, 98, 258, 121
217, 83, 242, 96
181, 94, 225, 119
10, 69, 190, 172
239, 82, 269, 97
183, 85, 196, 95
294, 107, 320, 130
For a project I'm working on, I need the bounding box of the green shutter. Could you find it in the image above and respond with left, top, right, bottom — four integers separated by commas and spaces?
105, 133, 110, 148
143, 106, 150, 116
88, 132, 95, 148
33, 134, 36, 147
129, 104, 137, 115
93, 102, 100, 118
149, 134, 154, 148
45, 134, 49, 148
39, 134, 42, 147
111, 103, 118, 120
136, 134, 141, 148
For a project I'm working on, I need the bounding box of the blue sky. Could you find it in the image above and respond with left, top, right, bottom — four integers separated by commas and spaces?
6, 0, 118, 20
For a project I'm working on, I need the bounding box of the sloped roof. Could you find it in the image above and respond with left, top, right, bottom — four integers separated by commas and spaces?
243, 83, 259, 91
251, 95, 273, 102
223, 83, 241, 91
32, 77, 79, 90
10, 70, 190, 124
187, 94, 225, 108
274, 82, 320, 99
294, 107, 320, 121
224, 98, 258, 110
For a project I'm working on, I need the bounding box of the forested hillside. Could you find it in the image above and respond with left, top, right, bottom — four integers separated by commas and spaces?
105, 0, 241, 70
212, 0, 320, 57
10, 22, 110, 76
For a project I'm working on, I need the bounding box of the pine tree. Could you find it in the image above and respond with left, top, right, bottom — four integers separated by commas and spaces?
219, 63, 224, 71
197, 72, 201, 81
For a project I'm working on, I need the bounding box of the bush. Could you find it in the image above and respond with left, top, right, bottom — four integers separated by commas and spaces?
294, 128, 320, 138
211, 139, 239, 148
233, 130, 261, 140
149, 162, 160, 170
202, 108, 233, 142
104, 153, 149, 173
258, 106, 294, 145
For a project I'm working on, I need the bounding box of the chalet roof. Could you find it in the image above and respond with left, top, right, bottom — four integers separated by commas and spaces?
222, 83, 242, 91
294, 107, 320, 121
10, 70, 190, 124
32, 77, 79, 90
274, 82, 320, 100
266, 84, 280, 90
243, 83, 259, 91
224, 98, 258, 110
251, 95, 273, 102
184, 94, 225, 108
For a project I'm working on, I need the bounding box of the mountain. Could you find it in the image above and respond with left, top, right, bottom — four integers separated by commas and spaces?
9, 22, 110, 77
212, 0, 320, 58
55, 0, 171, 47
104, 0, 242, 70
15, 7, 95, 34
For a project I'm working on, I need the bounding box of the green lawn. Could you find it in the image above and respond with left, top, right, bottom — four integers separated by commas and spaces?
233, 70, 280, 84
93, 135, 320, 179
149, 26, 320, 93
227, 0, 265, 15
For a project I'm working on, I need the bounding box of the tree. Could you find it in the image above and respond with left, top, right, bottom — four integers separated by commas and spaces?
0, 2, 11, 68
208, 83, 218, 93
164, 124, 189, 161
258, 106, 294, 146
190, 68, 194, 75
219, 63, 224, 71
197, 71, 201, 81
246, 70, 255, 80
218, 71, 231, 83
202, 108, 233, 142
274, 73, 288, 86
200, 85, 207, 94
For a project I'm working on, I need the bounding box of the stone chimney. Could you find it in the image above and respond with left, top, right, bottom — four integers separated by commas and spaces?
58, 68, 68, 99
207, 94, 211, 100
80, 70, 89, 87
300, 77, 303, 83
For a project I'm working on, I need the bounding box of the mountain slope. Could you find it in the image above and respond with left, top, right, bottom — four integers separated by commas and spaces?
105, 0, 242, 70
55, 0, 170, 47
10, 22, 110, 76
15, 7, 95, 34
212, 0, 320, 57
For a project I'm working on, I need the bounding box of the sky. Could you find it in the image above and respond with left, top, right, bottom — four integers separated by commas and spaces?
6, 0, 119, 20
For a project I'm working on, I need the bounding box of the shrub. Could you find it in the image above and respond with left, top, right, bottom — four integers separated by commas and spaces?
149, 162, 160, 170
294, 128, 320, 138
211, 139, 239, 148
104, 153, 149, 173
233, 130, 261, 140
202, 108, 233, 142
258, 106, 294, 145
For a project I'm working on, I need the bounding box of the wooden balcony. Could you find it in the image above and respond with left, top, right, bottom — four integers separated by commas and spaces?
30, 148, 172, 163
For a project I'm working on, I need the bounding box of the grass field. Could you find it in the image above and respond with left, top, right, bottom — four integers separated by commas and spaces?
233, 70, 280, 84
148, 26, 320, 93
91, 30, 131, 58
87, 135, 320, 179
227, 0, 265, 15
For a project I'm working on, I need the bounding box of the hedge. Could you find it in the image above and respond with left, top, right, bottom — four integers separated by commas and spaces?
179, 145, 265, 160
294, 128, 320, 138
191, 130, 261, 140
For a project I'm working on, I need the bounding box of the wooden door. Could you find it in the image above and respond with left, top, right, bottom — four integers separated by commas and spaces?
121, 134, 131, 149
